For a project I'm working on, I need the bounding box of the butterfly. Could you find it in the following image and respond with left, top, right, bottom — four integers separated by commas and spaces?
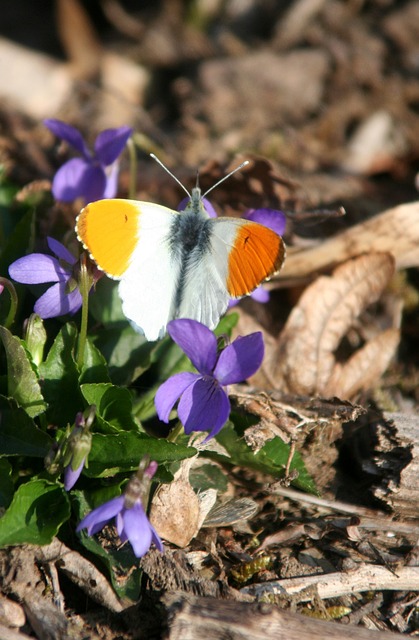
76, 157, 286, 341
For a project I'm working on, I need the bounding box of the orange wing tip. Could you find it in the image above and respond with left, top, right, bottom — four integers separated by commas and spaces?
75, 199, 141, 279
227, 223, 286, 297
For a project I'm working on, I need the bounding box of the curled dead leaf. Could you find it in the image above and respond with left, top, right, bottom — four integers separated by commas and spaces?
150, 477, 201, 548
271, 253, 399, 398
276, 201, 419, 283
149, 459, 217, 547
325, 328, 400, 398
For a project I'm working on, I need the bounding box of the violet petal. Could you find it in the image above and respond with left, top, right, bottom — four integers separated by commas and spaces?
116, 511, 125, 541
44, 119, 90, 157
155, 371, 198, 422
102, 161, 120, 199
202, 197, 218, 218
250, 286, 270, 303
9, 254, 68, 284
76, 496, 124, 535
94, 126, 133, 166
121, 503, 154, 557
52, 158, 107, 203
214, 332, 264, 385
178, 376, 231, 437
167, 319, 218, 374
34, 282, 82, 318
204, 387, 231, 441
244, 208, 286, 236
64, 458, 85, 491
150, 523, 164, 553
47, 237, 77, 265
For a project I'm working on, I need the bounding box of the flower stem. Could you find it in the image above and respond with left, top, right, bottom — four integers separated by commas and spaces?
167, 421, 184, 443
127, 137, 137, 199
76, 254, 90, 369
0, 277, 18, 328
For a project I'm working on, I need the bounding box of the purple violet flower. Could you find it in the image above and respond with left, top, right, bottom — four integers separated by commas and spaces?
9, 237, 83, 318
155, 319, 264, 440
77, 462, 163, 558
44, 119, 132, 202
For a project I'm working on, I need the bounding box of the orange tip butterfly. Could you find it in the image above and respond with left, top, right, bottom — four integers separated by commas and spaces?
76, 155, 286, 341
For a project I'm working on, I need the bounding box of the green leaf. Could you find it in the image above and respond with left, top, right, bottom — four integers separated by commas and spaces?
0, 207, 35, 277
214, 312, 239, 336
92, 325, 156, 386
0, 459, 14, 508
86, 432, 196, 477
88, 278, 126, 326
80, 383, 138, 433
190, 463, 228, 493
0, 326, 47, 417
0, 395, 52, 457
215, 421, 317, 494
39, 324, 83, 425
0, 167, 19, 207
79, 337, 110, 384
0, 479, 70, 547
262, 437, 317, 494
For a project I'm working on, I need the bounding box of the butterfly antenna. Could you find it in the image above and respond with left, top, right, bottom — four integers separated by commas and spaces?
150, 153, 191, 198
202, 160, 250, 198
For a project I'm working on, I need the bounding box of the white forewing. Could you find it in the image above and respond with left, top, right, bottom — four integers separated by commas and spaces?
118, 203, 180, 341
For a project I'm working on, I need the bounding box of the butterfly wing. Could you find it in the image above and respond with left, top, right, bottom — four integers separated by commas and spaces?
215, 217, 286, 297
76, 198, 181, 340
177, 217, 285, 327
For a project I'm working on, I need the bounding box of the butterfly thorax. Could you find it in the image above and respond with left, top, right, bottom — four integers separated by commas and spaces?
170, 208, 211, 255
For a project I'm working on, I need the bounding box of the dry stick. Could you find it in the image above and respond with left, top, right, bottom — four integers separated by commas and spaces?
269, 484, 419, 535
241, 564, 419, 602
276, 201, 419, 282
165, 593, 407, 640
35, 539, 124, 613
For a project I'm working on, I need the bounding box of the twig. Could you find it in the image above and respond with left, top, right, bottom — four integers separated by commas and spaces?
241, 564, 419, 602
269, 484, 419, 535
35, 539, 124, 613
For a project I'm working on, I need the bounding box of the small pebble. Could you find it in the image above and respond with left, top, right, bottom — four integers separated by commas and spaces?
0, 596, 26, 628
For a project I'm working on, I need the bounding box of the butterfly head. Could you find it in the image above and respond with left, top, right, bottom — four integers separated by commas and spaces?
179, 187, 217, 219
150, 153, 250, 220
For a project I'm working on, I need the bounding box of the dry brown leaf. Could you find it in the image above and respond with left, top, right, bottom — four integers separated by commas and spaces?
149, 459, 217, 547
325, 328, 400, 398
230, 306, 278, 389
276, 201, 419, 282
271, 253, 397, 398
150, 477, 201, 548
